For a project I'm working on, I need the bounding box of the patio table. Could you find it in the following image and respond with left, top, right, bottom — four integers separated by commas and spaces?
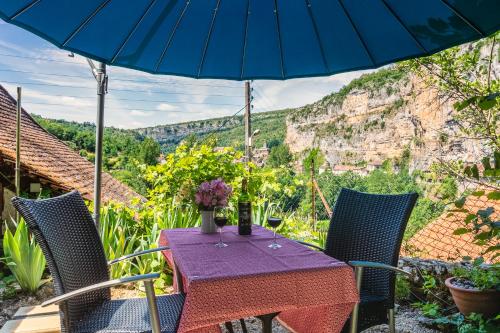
159, 225, 359, 333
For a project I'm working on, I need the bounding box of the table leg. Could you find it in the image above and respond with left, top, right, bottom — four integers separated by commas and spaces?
256, 312, 279, 333
174, 260, 184, 292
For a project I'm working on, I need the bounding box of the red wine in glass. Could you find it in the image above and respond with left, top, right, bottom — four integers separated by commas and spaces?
267, 217, 282, 249
214, 207, 228, 248
214, 216, 228, 228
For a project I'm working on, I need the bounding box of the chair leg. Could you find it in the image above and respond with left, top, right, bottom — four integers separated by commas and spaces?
144, 280, 161, 333
256, 312, 279, 333
388, 308, 395, 333
240, 319, 248, 333
224, 322, 235, 333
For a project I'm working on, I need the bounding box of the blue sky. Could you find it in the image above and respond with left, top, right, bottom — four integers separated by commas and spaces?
0, 21, 371, 129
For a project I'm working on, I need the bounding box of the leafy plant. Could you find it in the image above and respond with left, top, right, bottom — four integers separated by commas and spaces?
395, 275, 411, 301
414, 301, 442, 318
0, 274, 17, 299
433, 312, 500, 333
99, 204, 139, 279
452, 258, 500, 291
1, 219, 46, 293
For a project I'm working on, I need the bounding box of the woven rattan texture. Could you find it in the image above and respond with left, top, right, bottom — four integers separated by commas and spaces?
12, 191, 110, 332
72, 294, 185, 333
325, 188, 418, 331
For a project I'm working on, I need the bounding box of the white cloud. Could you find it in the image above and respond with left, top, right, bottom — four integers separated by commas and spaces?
130, 110, 153, 117
156, 103, 178, 111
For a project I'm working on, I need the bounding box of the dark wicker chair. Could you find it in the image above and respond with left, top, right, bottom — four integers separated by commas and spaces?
12, 191, 185, 333
299, 188, 418, 333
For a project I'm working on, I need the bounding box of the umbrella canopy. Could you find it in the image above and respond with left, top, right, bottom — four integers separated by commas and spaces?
2, 0, 500, 80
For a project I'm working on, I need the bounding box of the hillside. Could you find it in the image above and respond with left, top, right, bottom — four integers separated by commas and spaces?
136, 109, 288, 151
33, 64, 490, 175
135, 66, 488, 172
31, 115, 161, 194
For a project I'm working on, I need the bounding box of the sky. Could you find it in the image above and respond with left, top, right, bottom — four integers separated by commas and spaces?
0, 22, 371, 129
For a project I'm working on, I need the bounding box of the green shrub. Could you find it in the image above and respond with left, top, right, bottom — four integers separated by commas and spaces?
395, 275, 411, 301
2, 219, 46, 293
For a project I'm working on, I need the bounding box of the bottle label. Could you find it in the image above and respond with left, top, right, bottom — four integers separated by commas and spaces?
238, 202, 252, 235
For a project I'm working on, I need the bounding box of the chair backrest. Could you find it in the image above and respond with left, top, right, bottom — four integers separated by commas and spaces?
12, 191, 110, 331
324, 188, 418, 302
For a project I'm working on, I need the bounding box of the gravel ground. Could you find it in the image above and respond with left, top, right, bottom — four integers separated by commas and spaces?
0, 283, 54, 328
1, 282, 438, 333
221, 307, 439, 333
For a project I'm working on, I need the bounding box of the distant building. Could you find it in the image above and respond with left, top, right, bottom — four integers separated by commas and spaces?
0, 85, 143, 222
331, 164, 368, 176
252, 146, 270, 167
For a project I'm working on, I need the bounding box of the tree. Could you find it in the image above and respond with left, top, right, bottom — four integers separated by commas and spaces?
401, 32, 499, 150
267, 144, 292, 167
139, 137, 161, 165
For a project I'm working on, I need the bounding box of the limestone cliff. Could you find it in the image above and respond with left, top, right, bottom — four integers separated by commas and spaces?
285, 68, 488, 172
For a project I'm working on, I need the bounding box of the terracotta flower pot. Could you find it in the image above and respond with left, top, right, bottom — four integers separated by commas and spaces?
445, 277, 500, 318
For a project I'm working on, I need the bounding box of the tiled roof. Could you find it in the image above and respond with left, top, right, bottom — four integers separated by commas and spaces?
404, 191, 499, 263
0, 84, 143, 204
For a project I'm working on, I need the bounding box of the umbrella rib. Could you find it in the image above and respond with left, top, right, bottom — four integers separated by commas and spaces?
240, 0, 251, 80
154, 0, 191, 73
198, 0, 221, 78
9, 0, 40, 21
110, 0, 158, 64
273, 0, 285, 79
304, 0, 329, 73
379, 0, 427, 54
62, 0, 113, 47
336, 0, 375, 66
438, 0, 485, 37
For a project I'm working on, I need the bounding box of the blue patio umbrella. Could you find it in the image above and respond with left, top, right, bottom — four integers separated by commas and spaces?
1, 0, 500, 80
1, 0, 500, 226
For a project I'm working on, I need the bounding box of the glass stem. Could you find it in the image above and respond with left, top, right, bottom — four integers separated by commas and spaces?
219, 227, 223, 244
274, 229, 277, 245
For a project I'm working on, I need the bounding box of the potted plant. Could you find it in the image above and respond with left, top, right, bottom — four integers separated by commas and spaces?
445, 258, 500, 317
447, 186, 500, 318
195, 178, 232, 233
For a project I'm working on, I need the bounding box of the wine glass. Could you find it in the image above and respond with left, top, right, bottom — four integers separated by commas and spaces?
267, 217, 282, 249
214, 206, 228, 248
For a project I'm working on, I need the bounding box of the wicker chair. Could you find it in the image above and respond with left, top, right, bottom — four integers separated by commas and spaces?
12, 191, 185, 333
299, 188, 418, 333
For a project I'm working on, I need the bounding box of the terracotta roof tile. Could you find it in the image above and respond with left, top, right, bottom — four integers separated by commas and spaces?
0, 84, 143, 204
403, 191, 499, 263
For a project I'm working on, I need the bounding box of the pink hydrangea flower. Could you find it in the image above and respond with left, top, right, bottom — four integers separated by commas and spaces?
195, 178, 232, 210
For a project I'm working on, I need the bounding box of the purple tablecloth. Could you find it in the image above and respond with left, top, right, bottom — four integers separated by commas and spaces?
160, 225, 358, 333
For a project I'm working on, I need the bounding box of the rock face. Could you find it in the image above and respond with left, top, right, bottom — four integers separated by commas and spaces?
136, 117, 242, 145
285, 71, 488, 172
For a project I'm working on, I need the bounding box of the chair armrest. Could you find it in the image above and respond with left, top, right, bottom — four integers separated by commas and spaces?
41, 273, 160, 307
295, 240, 324, 251
348, 260, 411, 276
108, 246, 170, 265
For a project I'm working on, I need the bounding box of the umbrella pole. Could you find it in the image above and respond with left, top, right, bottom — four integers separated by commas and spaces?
87, 60, 108, 228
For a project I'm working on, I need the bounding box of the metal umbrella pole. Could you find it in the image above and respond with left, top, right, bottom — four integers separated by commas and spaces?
87, 59, 108, 228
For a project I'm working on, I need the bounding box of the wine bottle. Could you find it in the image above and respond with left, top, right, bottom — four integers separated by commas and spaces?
238, 178, 252, 235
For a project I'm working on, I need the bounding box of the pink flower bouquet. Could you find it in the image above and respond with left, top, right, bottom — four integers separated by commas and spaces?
195, 178, 232, 210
